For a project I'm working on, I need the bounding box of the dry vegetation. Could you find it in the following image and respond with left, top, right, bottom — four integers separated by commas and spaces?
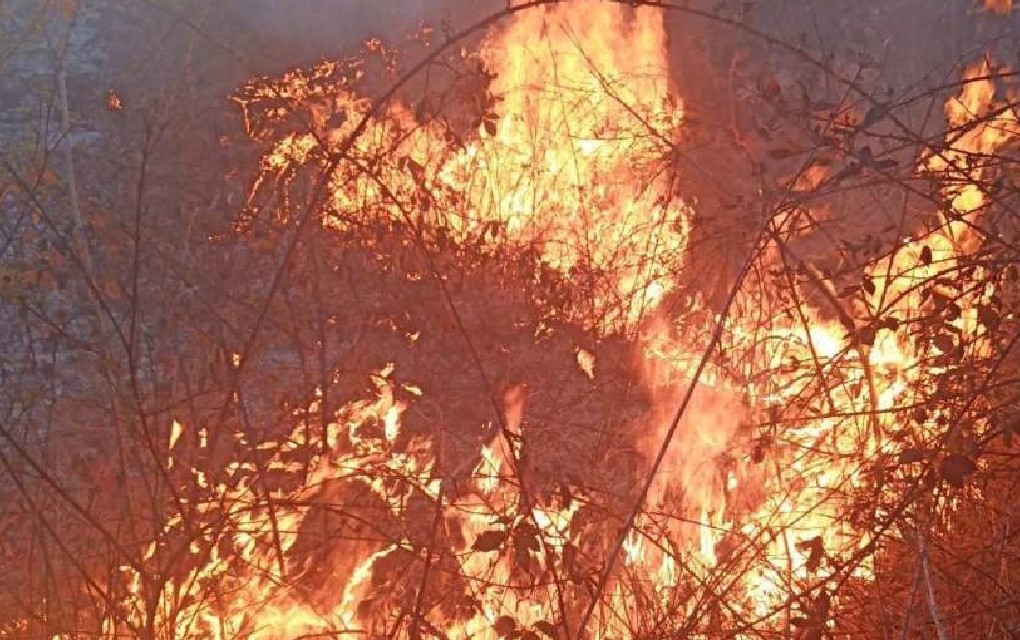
1, 1, 1020, 639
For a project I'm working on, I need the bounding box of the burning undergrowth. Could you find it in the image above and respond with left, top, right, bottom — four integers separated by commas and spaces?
90, 1, 1020, 639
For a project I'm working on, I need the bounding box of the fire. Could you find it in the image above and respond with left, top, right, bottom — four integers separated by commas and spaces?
728, 58, 1016, 619
95, 2, 1020, 640
985, 0, 1013, 14
239, 0, 688, 335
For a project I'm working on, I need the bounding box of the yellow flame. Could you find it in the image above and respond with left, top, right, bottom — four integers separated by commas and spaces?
102, 5, 1019, 640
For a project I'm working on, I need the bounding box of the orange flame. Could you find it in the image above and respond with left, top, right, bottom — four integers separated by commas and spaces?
985, 0, 1013, 14
100, 4, 1020, 640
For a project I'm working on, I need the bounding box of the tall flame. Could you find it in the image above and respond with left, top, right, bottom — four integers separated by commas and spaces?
95, 3, 1020, 640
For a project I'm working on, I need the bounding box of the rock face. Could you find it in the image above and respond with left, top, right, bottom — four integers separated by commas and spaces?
0, 0, 110, 147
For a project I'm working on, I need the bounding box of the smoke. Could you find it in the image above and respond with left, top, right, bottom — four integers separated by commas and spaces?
220, 1, 1010, 91
236, 0, 502, 64
241, 0, 425, 45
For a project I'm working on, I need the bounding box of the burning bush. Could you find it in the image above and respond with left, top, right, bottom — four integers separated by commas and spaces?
5, 1, 1020, 640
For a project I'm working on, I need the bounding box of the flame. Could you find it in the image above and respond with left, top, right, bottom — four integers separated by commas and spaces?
576, 348, 596, 380
730, 59, 1016, 617
168, 418, 183, 469
96, 3, 1020, 640
239, 1, 688, 335
985, 0, 1013, 14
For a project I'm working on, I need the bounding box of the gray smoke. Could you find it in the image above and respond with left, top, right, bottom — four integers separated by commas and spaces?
234, 0, 502, 66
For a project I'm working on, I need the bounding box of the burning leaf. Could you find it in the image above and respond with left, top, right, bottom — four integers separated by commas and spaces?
897, 448, 926, 464
878, 315, 900, 332
514, 540, 537, 576
796, 535, 824, 573
920, 245, 933, 265
751, 441, 767, 463
940, 453, 978, 487
838, 285, 860, 299
799, 592, 832, 640
482, 114, 498, 137
978, 304, 1000, 331
493, 615, 517, 638
862, 275, 876, 296
472, 529, 509, 552
563, 542, 583, 583
854, 325, 877, 347
943, 301, 962, 322
932, 333, 956, 354
514, 524, 541, 552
